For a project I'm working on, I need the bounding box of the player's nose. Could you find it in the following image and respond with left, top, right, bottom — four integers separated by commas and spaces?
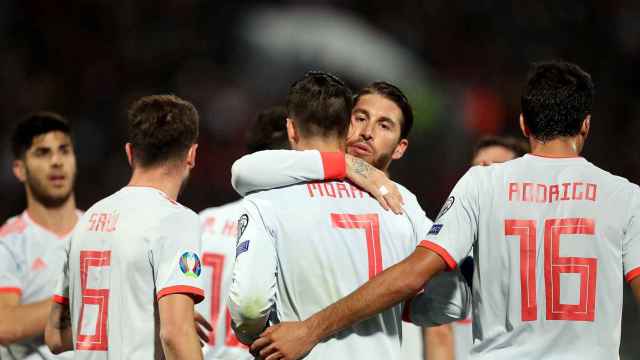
361, 123, 374, 140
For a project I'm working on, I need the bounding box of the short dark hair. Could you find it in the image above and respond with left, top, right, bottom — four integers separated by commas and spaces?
11, 112, 72, 159
287, 71, 353, 139
473, 135, 530, 158
521, 61, 594, 141
246, 106, 289, 153
127, 95, 199, 167
354, 81, 414, 139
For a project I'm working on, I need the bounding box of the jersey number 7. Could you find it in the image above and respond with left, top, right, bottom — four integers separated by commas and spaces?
505, 218, 597, 322
331, 213, 382, 279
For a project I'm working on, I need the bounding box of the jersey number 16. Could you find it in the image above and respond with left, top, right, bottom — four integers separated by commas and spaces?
505, 217, 597, 322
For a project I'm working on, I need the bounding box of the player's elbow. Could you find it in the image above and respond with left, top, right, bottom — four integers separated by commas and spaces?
400, 270, 428, 297
159, 321, 193, 349
44, 326, 64, 354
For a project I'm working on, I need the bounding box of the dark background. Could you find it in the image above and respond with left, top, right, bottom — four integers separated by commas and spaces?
1, 1, 638, 357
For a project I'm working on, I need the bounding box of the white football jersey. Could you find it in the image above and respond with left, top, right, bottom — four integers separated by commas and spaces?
229, 179, 469, 360
0, 211, 80, 359
452, 316, 472, 359
400, 322, 424, 359
53, 186, 204, 359
423, 154, 640, 359
198, 201, 251, 360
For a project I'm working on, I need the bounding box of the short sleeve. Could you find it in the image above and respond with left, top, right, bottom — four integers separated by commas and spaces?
228, 198, 278, 344
0, 237, 23, 296
419, 168, 480, 270
623, 185, 640, 282
153, 210, 205, 304
52, 236, 71, 304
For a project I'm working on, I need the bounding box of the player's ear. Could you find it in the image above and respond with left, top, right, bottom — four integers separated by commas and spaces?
125, 143, 134, 167
391, 138, 409, 160
519, 114, 530, 138
286, 118, 298, 147
186, 144, 198, 169
12, 159, 26, 183
581, 115, 591, 138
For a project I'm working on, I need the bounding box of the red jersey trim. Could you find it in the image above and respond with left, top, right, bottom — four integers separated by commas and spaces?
157, 285, 205, 304
52, 294, 69, 305
625, 267, 640, 283
0, 287, 22, 296
0, 217, 27, 237
320, 152, 346, 180
418, 240, 457, 270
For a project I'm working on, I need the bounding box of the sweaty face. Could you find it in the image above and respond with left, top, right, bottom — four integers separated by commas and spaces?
346, 94, 405, 171
21, 131, 77, 208
472, 145, 516, 166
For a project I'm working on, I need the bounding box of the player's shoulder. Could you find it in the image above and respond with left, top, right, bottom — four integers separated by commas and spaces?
586, 161, 637, 188
395, 182, 419, 204
199, 199, 243, 219
0, 213, 28, 243
395, 182, 427, 215
243, 182, 302, 203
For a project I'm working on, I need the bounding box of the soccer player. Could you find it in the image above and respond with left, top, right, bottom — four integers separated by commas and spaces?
471, 136, 529, 167
45, 95, 205, 359
251, 61, 640, 360
198, 106, 288, 360
426, 135, 529, 360
228, 72, 469, 360
0, 112, 80, 359
230, 81, 470, 360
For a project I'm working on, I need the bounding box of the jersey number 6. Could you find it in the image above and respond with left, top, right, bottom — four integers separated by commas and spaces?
77, 250, 111, 351
505, 218, 597, 322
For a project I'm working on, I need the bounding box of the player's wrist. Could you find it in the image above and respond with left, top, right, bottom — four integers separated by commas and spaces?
301, 317, 324, 346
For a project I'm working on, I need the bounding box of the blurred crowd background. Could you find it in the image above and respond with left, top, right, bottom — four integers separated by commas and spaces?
1, 1, 639, 357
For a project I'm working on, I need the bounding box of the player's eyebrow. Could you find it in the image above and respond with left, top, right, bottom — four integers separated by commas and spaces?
378, 116, 396, 127
32, 145, 52, 154
352, 108, 369, 117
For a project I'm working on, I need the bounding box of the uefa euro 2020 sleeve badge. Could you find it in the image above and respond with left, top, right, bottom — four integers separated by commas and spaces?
179, 251, 202, 278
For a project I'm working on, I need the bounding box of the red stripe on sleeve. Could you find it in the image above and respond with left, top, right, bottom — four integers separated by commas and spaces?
52, 295, 69, 305
157, 285, 205, 304
320, 152, 346, 180
418, 240, 458, 270
625, 267, 640, 283
0, 287, 21, 296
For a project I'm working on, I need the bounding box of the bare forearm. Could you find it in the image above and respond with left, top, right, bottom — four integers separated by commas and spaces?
161, 327, 203, 360
631, 278, 640, 304
0, 299, 51, 345
306, 248, 445, 343
159, 294, 203, 360
424, 325, 454, 360
45, 302, 73, 354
